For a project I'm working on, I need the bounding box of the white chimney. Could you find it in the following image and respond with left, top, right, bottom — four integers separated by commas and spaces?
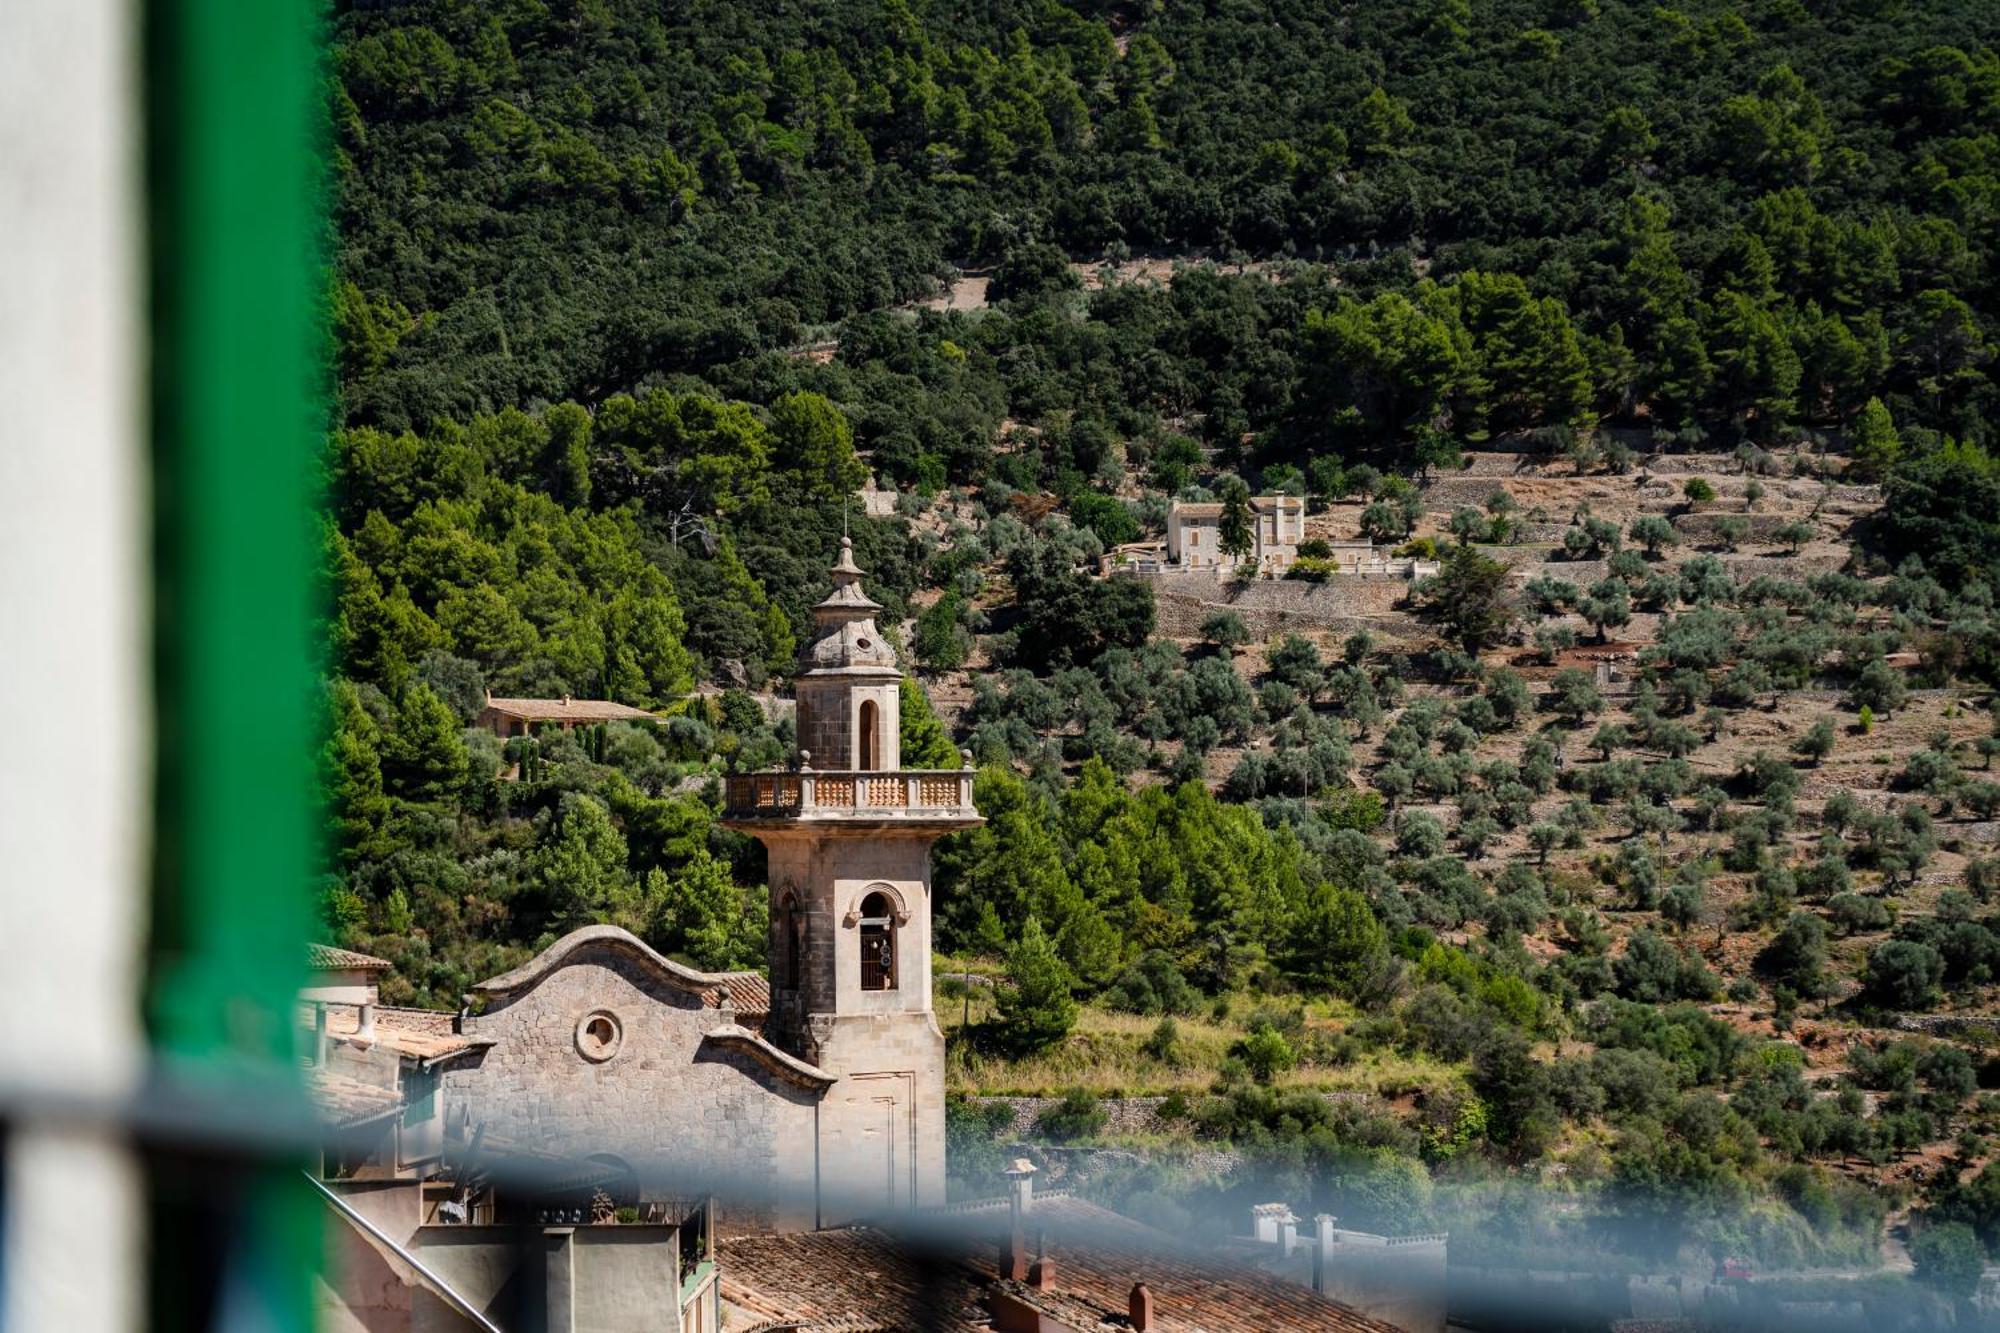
1004, 1158, 1037, 1225
1251, 1202, 1290, 1246
1314, 1215, 1337, 1293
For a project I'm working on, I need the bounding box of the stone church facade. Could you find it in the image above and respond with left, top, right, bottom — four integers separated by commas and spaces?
441, 539, 980, 1231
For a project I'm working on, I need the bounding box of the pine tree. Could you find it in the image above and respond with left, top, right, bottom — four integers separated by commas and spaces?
899, 677, 961, 768
1218, 478, 1254, 563
383, 682, 468, 801
648, 849, 760, 970
998, 916, 1078, 1053
1847, 397, 1902, 480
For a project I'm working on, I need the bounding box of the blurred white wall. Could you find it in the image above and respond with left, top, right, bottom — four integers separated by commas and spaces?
0, 0, 146, 1328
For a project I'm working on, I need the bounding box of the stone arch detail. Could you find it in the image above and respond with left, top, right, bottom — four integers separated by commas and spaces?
841, 881, 911, 927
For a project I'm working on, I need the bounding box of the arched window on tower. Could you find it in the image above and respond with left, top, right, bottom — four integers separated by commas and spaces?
859, 892, 896, 991
858, 699, 880, 770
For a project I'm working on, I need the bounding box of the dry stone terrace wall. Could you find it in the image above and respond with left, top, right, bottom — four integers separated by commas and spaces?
1145, 570, 1420, 640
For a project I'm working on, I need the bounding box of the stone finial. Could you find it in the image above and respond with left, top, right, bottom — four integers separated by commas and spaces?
960, 747, 975, 770
831, 534, 862, 576
797, 749, 812, 772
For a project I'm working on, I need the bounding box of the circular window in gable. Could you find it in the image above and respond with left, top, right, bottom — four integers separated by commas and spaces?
575, 1010, 623, 1063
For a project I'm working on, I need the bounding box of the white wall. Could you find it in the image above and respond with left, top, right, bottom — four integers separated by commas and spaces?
0, 0, 145, 1328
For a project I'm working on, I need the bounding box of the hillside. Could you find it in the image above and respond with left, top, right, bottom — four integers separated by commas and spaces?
324, 0, 2000, 1290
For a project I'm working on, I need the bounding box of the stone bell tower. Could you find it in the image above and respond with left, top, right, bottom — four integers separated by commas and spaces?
722, 537, 981, 1223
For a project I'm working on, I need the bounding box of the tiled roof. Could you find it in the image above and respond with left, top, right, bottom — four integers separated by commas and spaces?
1171, 496, 1303, 519
718, 1197, 1401, 1333
707, 971, 772, 1018
962, 1196, 1399, 1333
315, 1002, 486, 1061
480, 696, 660, 722
303, 1067, 403, 1127
308, 942, 391, 971
720, 1227, 990, 1331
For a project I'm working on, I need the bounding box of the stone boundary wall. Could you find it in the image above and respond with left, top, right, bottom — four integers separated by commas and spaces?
1894, 1015, 2000, 1038
975, 1094, 1178, 1138
1511, 553, 1845, 584
1144, 570, 1418, 640
969, 1092, 1369, 1141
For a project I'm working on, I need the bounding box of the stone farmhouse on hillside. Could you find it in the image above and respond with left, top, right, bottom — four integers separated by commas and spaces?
1166, 494, 1305, 572
475, 693, 660, 739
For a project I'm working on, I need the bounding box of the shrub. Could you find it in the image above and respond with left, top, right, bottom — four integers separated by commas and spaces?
1912, 1222, 1984, 1298
1864, 939, 1945, 1010
1233, 1023, 1299, 1085
1107, 951, 1201, 1017
1036, 1088, 1108, 1142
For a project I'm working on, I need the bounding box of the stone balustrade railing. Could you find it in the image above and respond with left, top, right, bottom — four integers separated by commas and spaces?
723, 768, 977, 819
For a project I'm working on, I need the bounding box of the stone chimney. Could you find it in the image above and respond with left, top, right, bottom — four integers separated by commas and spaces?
1128, 1283, 1154, 1332
1313, 1214, 1336, 1293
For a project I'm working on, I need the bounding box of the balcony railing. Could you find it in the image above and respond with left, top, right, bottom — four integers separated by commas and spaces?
723, 768, 976, 819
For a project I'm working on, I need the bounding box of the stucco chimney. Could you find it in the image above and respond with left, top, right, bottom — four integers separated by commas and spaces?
1128, 1283, 1154, 1332
1313, 1214, 1337, 1294
1251, 1202, 1289, 1246
1003, 1158, 1036, 1222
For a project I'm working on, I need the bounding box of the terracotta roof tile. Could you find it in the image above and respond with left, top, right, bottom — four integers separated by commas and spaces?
303, 1067, 402, 1127
707, 971, 772, 1018
312, 1002, 486, 1061
308, 942, 391, 971
963, 1196, 1399, 1333
720, 1227, 989, 1331
718, 1198, 1401, 1333
481, 697, 660, 722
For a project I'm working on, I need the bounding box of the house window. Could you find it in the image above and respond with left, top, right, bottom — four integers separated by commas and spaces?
858, 699, 880, 770
1189, 530, 1200, 547
859, 892, 896, 991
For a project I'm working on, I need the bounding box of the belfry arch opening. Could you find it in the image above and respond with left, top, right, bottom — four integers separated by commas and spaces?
859, 891, 896, 991
858, 699, 880, 770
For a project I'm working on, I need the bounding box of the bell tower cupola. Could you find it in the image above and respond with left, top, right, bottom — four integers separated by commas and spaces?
793, 536, 901, 771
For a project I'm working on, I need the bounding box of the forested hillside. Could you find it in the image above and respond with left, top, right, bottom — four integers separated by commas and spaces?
326, 0, 2000, 1291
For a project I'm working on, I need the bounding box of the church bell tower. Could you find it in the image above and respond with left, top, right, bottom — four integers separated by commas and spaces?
722, 537, 981, 1221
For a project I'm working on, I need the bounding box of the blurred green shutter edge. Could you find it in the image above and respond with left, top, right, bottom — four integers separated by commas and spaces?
146, 0, 326, 1325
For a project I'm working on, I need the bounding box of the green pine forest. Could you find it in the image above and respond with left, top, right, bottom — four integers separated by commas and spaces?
326, 0, 2000, 1291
